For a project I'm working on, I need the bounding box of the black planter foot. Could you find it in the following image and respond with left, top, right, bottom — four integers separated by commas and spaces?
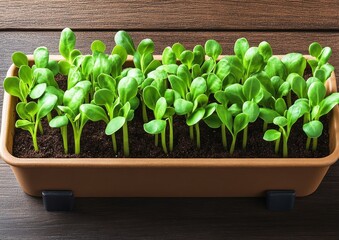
266, 190, 295, 211
42, 190, 75, 212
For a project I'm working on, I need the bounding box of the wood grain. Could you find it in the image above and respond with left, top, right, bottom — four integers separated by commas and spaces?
1, 31, 339, 239
0, 0, 338, 30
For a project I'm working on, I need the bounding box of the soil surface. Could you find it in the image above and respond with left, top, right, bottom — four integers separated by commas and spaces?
12, 70, 330, 158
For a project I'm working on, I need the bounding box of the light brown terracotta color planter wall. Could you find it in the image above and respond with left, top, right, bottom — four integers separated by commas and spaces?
1, 55, 339, 197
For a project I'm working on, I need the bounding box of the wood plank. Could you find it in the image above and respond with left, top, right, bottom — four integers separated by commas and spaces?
0, 0, 338, 30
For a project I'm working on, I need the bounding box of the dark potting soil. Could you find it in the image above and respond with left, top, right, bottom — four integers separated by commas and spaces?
12, 72, 330, 159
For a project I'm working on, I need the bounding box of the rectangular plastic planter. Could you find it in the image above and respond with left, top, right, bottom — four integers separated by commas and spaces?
1, 55, 339, 198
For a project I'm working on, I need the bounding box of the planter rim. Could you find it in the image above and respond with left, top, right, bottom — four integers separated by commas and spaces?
1, 55, 339, 168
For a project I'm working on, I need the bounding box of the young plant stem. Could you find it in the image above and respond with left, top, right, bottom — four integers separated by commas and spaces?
221, 124, 227, 149
71, 121, 85, 155
282, 134, 288, 158
107, 107, 118, 153
169, 117, 174, 152
287, 92, 292, 107
263, 122, 268, 132
73, 127, 81, 155
306, 137, 311, 150
304, 113, 311, 151
161, 128, 168, 154
195, 123, 201, 149
242, 126, 248, 149
142, 101, 148, 123
122, 122, 129, 157
32, 121, 39, 151
47, 112, 52, 122
275, 137, 280, 154
61, 126, 68, 154
189, 125, 194, 140
230, 134, 237, 155
312, 138, 318, 151
38, 121, 44, 134
303, 113, 310, 124
112, 134, 117, 153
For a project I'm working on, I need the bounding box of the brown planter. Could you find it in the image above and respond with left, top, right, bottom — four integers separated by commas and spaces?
1, 55, 339, 198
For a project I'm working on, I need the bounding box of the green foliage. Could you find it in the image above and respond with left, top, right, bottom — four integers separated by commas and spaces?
51, 81, 92, 154
12, 51, 28, 67
264, 101, 310, 157
59, 27, 76, 61
281, 53, 306, 76
205, 39, 222, 61
114, 30, 136, 55
4, 28, 337, 157
16, 93, 58, 151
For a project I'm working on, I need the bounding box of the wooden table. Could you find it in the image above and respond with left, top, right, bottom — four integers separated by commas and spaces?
1, 1, 339, 239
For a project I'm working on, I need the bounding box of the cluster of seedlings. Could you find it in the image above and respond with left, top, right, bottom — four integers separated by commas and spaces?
4, 28, 339, 157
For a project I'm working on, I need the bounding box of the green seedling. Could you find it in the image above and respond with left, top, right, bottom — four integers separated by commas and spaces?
11, 51, 28, 68
114, 31, 160, 76
91, 73, 119, 153
114, 30, 136, 55
172, 76, 216, 148
50, 81, 92, 154
4, 48, 59, 103
216, 105, 249, 155
5, 48, 61, 137
91, 51, 113, 93
215, 55, 244, 89
189, 40, 221, 77
241, 77, 262, 148
69, 40, 114, 97
280, 53, 307, 106
154, 40, 223, 149
4, 73, 29, 103
15, 93, 58, 151
125, 67, 153, 123
303, 81, 339, 150
263, 57, 292, 112
163, 40, 222, 89
233, 38, 271, 84
79, 42, 126, 97
265, 53, 306, 107
104, 76, 139, 157
256, 73, 288, 132
243, 45, 270, 79
205, 39, 222, 62
221, 76, 262, 149
264, 100, 309, 157
144, 67, 176, 147
281, 53, 306, 77
143, 85, 176, 153
115, 31, 160, 123
58, 28, 83, 76
43, 86, 69, 153
265, 56, 288, 80
111, 44, 128, 77
308, 43, 334, 81
212, 91, 229, 148
162, 46, 177, 65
